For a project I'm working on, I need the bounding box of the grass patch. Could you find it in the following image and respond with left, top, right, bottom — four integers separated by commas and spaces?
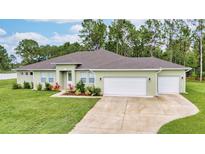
158, 81, 205, 134
0, 79, 99, 134
0, 70, 16, 73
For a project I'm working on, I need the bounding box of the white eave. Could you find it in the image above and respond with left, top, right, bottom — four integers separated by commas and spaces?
15, 67, 191, 71
51, 63, 82, 65
86, 67, 191, 71
14, 69, 56, 71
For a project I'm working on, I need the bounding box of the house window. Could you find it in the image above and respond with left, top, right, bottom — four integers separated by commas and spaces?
21, 72, 24, 75
88, 72, 95, 84
30, 72, 33, 75
41, 73, 47, 83
81, 78, 87, 83
68, 71, 72, 81
80, 72, 95, 84
48, 78, 54, 83
80, 72, 87, 83
48, 72, 55, 83
25, 72, 28, 75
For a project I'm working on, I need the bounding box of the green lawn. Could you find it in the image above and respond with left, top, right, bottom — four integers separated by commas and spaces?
0, 70, 16, 73
159, 81, 205, 134
0, 79, 99, 134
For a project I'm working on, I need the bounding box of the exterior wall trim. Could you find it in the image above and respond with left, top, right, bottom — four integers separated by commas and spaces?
16, 67, 191, 71
89, 69, 159, 71
88, 68, 190, 71
15, 69, 56, 71
51, 63, 82, 65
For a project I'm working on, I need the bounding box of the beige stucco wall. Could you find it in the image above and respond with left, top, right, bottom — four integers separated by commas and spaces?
76, 71, 157, 96
76, 70, 186, 96
32, 71, 56, 89
17, 71, 33, 84
17, 68, 186, 96
17, 71, 56, 89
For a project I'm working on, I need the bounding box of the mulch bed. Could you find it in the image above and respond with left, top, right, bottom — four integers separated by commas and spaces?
62, 91, 91, 96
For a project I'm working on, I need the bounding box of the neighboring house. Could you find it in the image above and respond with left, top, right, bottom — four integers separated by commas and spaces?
16, 49, 190, 97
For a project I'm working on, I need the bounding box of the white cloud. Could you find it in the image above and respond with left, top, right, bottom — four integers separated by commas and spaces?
129, 19, 146, 29
51, 32, 81, 44
0, 32, 81, 58
0, 32, 49, 60
27, 19, 82, 24
0, 28, 7, 36
70, 24, 83, 33
8, 32, 49, 44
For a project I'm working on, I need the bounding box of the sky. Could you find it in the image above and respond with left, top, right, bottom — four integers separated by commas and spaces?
0, 19, 146, 58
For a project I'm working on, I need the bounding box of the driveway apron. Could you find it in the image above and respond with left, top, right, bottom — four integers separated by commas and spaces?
70, 94, 199, 134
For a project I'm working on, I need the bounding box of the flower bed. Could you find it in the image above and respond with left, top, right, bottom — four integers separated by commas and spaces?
62, 91, 89, 96
63, 81, 102, 96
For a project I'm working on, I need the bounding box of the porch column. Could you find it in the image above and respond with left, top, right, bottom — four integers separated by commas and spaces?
72, 70, 75, 84
56, 70, 60, 84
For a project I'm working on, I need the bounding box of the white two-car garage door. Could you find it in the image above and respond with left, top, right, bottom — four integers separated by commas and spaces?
158, 76, 180, 94
103, 77, 147, 96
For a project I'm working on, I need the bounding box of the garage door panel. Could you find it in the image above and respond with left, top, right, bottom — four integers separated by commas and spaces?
104, 77, 147, 96
158, 76, 179, 94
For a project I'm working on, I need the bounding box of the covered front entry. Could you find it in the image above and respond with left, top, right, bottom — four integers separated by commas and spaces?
158, 76, 180, 94
59, 71, 73, 90
103, 77, 147, 96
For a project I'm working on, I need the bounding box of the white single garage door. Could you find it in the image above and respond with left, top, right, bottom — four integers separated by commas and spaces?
158, 76, 180, 94
103, 77, 147, 96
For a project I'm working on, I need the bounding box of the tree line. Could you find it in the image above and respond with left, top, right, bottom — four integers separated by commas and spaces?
0, 19, 205, 81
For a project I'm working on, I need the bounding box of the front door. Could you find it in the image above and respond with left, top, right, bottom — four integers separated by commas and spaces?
67, 71, 73, 85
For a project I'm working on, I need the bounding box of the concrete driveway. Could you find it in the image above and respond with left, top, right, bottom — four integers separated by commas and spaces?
70, 94, 199, 134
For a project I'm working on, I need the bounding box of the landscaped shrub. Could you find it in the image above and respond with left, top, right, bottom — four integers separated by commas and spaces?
37, 83, 42, 91
23, 81, 31, 89
44, 82, 52, 91
84, 86, 101, 96
75, 89, 81, 95
85, 88, 91, 96
12, 83, 22, 89
86, 86, 94, 93
92, 87, 101, 96
52, 82, 60, 91
76, 80, 85, 93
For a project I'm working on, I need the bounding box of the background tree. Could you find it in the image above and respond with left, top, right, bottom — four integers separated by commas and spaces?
0, 45, 11, 70
176, 20, 192, 65
9, 54, 17, 69
106, 19, 136, 56
162, 19, 179, 62
192, 19, 205, 81
15, 39, 40, 65
142, 19, 163, 57
80, 19, 107, 50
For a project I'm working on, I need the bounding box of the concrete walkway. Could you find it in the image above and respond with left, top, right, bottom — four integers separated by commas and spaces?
70, 95, 199, 134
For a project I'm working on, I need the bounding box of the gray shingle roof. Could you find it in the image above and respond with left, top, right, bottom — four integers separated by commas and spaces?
16, 49, 188, 70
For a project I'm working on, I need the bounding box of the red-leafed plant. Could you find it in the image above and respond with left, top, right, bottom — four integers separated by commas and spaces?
68, 83, 75, 92
52, 82, 60, 91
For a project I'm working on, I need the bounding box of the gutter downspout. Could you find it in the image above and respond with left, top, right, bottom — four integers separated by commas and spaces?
156, 67, 162, 96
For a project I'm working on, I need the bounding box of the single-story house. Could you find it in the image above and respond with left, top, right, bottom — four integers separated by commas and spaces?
16, 49, 191, 97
